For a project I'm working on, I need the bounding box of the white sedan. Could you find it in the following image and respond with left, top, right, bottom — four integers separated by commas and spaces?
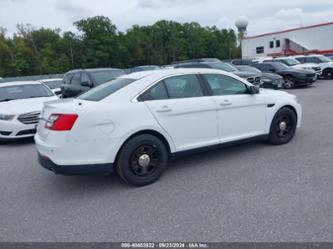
0, 81, 58, 141
35, 68, 302, 186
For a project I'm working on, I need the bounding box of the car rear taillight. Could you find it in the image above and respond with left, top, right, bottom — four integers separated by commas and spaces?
45, 114, 78, 131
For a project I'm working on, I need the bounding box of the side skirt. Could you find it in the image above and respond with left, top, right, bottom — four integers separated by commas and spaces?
170, 135, 268, 160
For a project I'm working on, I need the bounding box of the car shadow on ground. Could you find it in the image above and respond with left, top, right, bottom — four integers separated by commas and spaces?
40, 140, 269, 195
0, 137, 34, 146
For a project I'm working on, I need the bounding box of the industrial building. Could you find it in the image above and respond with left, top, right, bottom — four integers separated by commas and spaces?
241, 22, 333, 59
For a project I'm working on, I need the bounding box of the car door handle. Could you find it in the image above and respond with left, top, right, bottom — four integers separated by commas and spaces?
157, 106, 172, 113
220, 101, 232, 106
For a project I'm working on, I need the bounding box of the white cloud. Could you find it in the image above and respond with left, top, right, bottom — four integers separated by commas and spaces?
0, 0, 332, 36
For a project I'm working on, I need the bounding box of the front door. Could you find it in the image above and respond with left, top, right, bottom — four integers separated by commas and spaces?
202, 73, 266, 143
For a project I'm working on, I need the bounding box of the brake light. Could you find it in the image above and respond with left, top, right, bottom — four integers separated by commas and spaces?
45, 114, 78, 131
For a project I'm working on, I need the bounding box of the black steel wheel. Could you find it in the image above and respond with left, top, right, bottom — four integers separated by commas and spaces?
130, 144, 159, 177
268, 107, 297, 145
116, 134, 168, 186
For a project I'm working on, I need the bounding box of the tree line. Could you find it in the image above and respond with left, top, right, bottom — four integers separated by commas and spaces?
0, 16, 240, 77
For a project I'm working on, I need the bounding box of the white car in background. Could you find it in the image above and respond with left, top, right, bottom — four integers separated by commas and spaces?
0, 81, 58, 141
293, 55, 333, 79
35, 69, 302, 186
269, 57, 322, 77
39, 78, 63, 96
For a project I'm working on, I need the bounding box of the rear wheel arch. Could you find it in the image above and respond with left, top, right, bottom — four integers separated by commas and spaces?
114, 129, 172, 164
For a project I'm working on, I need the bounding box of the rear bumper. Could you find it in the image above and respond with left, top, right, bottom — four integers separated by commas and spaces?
38, 153, 114, 175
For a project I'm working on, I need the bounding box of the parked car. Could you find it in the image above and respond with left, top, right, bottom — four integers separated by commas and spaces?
235, 65, 284, 90
62, 68, 125, 98
39, 78, 63, 96
0, 81, 58, 141
324, 54, 333, 60
130, 65, 161, 73
35, 68, 302, 186
264, 57, 322, 76
251, 62, 317, 89
173, 58, 261, 85
293, 55, 333, 79
224, 58, 256, 65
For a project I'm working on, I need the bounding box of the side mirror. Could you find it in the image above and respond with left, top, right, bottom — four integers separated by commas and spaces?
81, 81, 92, 87
249, 85, 260, 94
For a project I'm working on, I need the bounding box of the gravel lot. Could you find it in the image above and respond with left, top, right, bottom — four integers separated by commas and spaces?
1, 80, 332, 242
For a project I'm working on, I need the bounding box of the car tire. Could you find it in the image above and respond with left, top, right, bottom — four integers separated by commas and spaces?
116, 134, 168, 186
323, 69, 333, 79
283, 76, 296, 89
268, 107, 297, 145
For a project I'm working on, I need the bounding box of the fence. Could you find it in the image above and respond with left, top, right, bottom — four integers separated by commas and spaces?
0, 74, 64, 83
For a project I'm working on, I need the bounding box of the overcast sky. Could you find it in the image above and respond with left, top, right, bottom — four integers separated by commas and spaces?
1, 0, 333, 36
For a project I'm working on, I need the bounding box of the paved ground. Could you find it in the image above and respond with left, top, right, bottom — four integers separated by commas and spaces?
1, 80, 332, 242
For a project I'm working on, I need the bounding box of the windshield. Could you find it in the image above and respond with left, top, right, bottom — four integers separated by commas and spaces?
90, 70, 125, 85
271, 62, 289, 70
281, 58, 300, 66
78, 78, 135, 101
0, 84, 54, 102
209, 62, 238, 72
43, 80, 62, 89
316, 55, 332, 63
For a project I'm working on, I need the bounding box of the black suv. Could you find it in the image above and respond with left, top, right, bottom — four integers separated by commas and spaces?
172, 59, 261, 86
252, 62, 316, 89
62, 68, 125, 98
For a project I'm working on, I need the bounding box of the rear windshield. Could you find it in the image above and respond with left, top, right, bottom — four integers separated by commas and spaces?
91, 70, 125, 85
0, 84, 54, 102
78, 78, 135, 101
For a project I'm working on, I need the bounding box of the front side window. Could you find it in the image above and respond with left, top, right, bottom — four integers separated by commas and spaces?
0, 84, 53, 102
164, 74, 204, 99
203, 74, 248, 96
81, 73, 92, 85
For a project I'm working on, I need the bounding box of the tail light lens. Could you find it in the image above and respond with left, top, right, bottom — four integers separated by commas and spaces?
45, 114, 78, 131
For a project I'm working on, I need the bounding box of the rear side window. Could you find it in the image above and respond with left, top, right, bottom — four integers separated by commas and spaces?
78, 78, 135, 101
203, 74, 248, 95
164, 75, 204, 99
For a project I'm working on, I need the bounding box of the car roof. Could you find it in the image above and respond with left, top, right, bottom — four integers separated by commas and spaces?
39, 78, 63, 82
66, 68, 124, 73
0, 81, 43, 87
120, 68, 228, 80
274, 57, 295, 60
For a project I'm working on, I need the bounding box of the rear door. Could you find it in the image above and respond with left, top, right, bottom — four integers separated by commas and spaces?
141, 74, 219, 151
202, 73, 266, 143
